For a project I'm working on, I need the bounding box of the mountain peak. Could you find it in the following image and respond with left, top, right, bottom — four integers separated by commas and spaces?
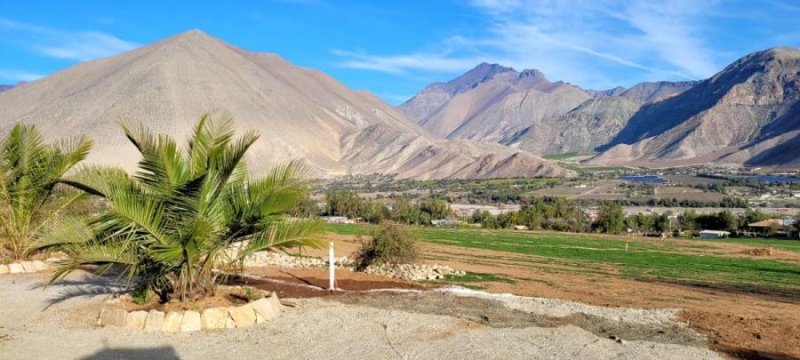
442, 62, 515, 94
156, 29, 224, 48
172, 29, 212, 39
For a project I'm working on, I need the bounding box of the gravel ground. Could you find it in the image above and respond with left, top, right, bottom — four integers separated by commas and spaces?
0, 273, 722, 360
433, 287, 678, 325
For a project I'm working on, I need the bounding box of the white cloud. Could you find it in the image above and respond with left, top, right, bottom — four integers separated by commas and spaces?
0, 69, 44, 82
331, 49, 491, 75
0, 18, 138, 61
333, 0, 725, 89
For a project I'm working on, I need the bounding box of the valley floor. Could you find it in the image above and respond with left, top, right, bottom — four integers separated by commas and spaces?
314, 228, 800, 359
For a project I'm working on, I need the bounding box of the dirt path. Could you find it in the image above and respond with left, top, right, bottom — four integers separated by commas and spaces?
303, 233, 800, 359
0, 272, 721, 360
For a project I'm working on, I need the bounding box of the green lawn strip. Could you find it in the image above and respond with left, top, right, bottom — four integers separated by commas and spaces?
444, 272, 518, 284
415, 228, 800, 290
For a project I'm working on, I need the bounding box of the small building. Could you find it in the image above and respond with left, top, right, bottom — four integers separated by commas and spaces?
748, 219, 797, 238
431, 219, 460, 227
320, 216, 354, 224
698, 230, 730, 239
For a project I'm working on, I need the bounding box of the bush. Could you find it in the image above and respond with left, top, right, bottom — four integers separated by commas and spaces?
354, 223, 419, 270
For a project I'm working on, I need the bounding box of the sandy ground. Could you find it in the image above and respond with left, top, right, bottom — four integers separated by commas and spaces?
0, 272, 721, 360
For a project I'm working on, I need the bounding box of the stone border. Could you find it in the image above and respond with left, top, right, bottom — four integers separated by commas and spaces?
241, 252, 466, 281
0, 257, 63, 275
97, 293, 283, 333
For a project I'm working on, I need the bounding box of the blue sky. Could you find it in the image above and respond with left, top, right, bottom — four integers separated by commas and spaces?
0, 0, 798, 104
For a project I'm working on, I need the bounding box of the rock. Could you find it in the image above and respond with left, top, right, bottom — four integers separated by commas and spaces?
268, 293, 282, 316
250, 298, 280, 322
201, 307, 229, 330
125, 311, 148, 330
225, 316, 235, 329
228, 305, 257, 328
20, 261, 37, 273
0, 264, 8, 274
98, 307, 128, 327
143, 310, 165, 332
32, 260, 48, 271
180, 311, 202, 332
162, 311, 183, 333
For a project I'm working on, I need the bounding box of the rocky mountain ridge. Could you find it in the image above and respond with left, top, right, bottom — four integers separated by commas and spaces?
402, 47, 800, 167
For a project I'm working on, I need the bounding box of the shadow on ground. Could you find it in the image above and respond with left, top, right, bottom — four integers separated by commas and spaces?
79, 346, 179, 360
28, 275, 123, 310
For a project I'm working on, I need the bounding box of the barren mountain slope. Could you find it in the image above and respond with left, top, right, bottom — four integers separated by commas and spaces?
617, 81, 698, 104
409, 66, 591, 143
520, 96, 640, 154
593, 47, 800, 166
398, 63, 514, 123
0, 30, 569, 179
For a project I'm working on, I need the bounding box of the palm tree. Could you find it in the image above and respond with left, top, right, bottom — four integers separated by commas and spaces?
0, 124, 92, 260
40, 114, 321, 303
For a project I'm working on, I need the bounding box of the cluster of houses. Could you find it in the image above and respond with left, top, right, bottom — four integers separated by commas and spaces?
699, 218, 798, 239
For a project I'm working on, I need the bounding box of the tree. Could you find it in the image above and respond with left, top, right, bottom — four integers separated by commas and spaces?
0, 124, 92, 260
719, 210, 738, 232
39, 115, 321, 303
419, 198, 451, 220
353, 222, 419, 270
596, 202, 625, 234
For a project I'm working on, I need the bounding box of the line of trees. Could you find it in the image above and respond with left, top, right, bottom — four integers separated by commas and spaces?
321, 190, 451, 225
317, 191, 792, 236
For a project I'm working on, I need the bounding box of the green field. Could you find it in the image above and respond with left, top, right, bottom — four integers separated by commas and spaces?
706, 237, 800, 252
326, 224, 800, 290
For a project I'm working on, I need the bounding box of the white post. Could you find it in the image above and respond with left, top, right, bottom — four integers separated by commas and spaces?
328, 241, 335, 291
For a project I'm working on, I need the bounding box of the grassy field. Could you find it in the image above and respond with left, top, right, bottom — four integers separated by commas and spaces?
708, 237, 800, 252
541, 152, 594, 160
327, 224, 800, 290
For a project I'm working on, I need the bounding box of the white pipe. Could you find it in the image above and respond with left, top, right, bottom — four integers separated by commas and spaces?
328, 241, 335, 291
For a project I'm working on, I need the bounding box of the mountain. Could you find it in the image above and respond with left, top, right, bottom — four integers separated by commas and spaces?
0, 30, 569, 179
592, 47, 800, 167
400, 64, 591, 144
403, 48, 800, 167
0, 85, 12, 93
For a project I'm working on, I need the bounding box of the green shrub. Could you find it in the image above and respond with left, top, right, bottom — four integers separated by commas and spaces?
354, 223, 419, 270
